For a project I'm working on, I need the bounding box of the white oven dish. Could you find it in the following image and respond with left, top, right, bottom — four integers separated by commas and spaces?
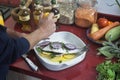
34, 31, 87, 71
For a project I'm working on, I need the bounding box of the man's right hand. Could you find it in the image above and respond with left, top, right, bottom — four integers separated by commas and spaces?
38, 13, 57, 39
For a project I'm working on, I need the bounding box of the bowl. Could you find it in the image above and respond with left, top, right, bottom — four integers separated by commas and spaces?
86, 28, 106, 44
34, 31, 87, 71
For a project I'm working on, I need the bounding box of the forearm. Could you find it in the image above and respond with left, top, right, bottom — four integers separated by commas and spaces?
6, 13, 56, 50
6, 28, 26, 38
23, 28, 47, 50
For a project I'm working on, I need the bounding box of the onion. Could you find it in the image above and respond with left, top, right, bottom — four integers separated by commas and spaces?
39, 41, 50, 47
50, 42, 62, 49
64, 43, 76, 50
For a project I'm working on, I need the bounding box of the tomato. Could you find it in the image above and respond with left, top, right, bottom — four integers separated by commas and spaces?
108, 21, 113, 25
97, 18, 109, 28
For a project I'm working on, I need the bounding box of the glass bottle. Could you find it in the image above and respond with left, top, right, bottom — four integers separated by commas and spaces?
18, 6, 31, 32
43, 0, 52, 16
43, 7, 51, 18
75, 0, 97, 28
0, 11, 4, 26
33, 5, 43, 26
51, 0, 59, 8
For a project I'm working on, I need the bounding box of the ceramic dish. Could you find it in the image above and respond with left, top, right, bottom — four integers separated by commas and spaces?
34, 31, 87, 71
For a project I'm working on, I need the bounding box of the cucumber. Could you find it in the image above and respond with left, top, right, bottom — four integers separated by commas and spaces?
105, 26, 120, 41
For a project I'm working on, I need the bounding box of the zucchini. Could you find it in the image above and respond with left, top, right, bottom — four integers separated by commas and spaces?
105, 26, 120, 41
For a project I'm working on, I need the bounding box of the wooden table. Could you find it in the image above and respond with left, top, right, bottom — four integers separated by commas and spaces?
5, 13, 120, 80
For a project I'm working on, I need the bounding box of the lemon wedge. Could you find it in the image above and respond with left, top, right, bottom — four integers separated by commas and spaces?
91, 23, 99, 34
63, 54, 76, 59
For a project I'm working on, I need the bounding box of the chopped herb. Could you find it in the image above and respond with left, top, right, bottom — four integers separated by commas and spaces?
36, 47, 42, 52
59, 60, 62, 63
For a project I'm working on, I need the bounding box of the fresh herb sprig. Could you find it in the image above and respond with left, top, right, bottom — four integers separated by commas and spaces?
97, 39, 120, 59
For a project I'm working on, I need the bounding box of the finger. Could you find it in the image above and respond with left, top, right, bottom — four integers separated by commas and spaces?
48, 13, 58, 22
53, 18, 58, 22
38, 13, 44, 23
40, 12, 44, 19
52, 23, 56, 28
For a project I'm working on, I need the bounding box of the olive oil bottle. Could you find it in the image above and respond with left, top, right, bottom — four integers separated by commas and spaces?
19, 6, 31, 32
33, 5, 43, 26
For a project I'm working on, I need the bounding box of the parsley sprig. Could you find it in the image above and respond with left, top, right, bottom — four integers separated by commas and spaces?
96, 60, 120, 80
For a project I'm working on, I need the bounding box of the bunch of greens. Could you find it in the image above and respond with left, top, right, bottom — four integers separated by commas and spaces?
97, 39, 120, 59
96, 60, 120, 80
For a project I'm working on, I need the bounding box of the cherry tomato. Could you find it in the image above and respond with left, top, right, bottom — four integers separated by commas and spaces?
97, 18, 109, 28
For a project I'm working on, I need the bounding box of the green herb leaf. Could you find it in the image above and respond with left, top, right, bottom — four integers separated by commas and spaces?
96, 60, 120, 80
98, 39, 120, 59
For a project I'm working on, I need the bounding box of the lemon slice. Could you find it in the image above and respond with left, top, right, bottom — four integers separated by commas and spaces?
63, 54, 76, 59
39, 52, 51, 58
50, 56, 63, 62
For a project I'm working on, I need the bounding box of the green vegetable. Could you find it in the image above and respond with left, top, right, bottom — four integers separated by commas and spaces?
96, 60, 120, 80
105, 26, 120, 41
116, 72, 120, 80
36, 47, 42, 52
98, 46, 115, 59
98, 40, 120, 59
